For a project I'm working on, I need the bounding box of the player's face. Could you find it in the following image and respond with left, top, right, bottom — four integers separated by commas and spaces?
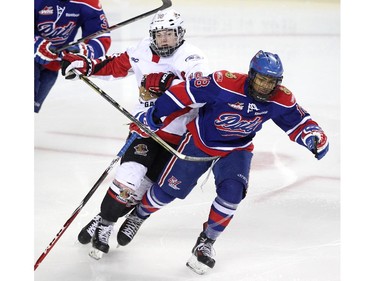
252, 74, 277, 95
155, 29, 178, 48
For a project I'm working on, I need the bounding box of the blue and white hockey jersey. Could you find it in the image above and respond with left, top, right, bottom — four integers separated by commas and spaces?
34, 0, 111, 70
152, 70, 320, 157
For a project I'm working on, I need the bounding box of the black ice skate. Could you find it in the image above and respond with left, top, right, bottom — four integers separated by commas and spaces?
186, 232, 216, 275
117, 210, 146, 246
89, 222, 114, 260
78, 214, 102, 244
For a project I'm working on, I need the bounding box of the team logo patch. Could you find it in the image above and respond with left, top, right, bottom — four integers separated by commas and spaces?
39, 6, 53, 15
167, 176, 181, 190
247, 103, 260, 112
225, 72, 237, 79
279, 85, 292, 95
228, 102, 244, 111
134, 144, 149, 156
215, 71, 224, 82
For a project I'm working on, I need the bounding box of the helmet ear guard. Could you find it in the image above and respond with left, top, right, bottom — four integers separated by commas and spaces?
248, 50, 284, 102
149, 9, 186, 57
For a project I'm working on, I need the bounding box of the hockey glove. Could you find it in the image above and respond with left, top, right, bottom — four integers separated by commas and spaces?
60, 53, 93, 80
65, 43, 95, 59
129, 122, 150, 138
34, 36, 59, 65
301, 125, 329, 160
141, 72, 176, 96
134, 107, 162, 134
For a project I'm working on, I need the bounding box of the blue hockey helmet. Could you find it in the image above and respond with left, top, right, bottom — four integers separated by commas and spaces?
248, 50, 283, 102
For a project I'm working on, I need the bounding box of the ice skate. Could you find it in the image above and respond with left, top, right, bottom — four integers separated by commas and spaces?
89, 222, 114, 260
186, 232, 216, 275
117, 210, 146, 246
78, 214, 102, 244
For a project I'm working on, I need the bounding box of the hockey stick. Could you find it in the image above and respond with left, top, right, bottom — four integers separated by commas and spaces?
34, 133, 138, 271
312, 136, 319, 158
55, 0, 172, 53
72, 69, 219, 162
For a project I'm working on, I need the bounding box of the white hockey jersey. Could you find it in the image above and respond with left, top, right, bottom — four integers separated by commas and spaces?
91, 37, 211, 144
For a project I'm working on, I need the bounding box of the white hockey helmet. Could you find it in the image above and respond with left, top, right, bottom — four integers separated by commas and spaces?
149, 9, 186, 57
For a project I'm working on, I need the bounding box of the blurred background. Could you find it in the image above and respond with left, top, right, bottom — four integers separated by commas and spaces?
33, 0, 341, 281
33, 0, 342, 280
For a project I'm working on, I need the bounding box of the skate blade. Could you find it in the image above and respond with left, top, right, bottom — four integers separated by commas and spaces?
89, 248, 104, 260
186, 255, 210, 275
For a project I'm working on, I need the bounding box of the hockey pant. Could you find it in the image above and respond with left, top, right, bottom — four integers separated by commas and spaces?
34, 62, 58, 113
100, 135, 177, 223
134, 132, 252, 240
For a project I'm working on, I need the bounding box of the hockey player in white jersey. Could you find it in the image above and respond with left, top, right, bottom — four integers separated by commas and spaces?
60, 9, 211, 259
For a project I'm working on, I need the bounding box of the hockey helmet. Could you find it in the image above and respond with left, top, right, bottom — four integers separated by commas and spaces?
149, 9, 186, 57
248, 50, 284, 102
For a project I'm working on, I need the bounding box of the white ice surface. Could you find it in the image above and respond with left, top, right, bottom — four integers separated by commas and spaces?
32, 1, 343, 280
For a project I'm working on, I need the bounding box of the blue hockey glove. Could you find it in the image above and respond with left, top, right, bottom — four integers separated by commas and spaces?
65, 43, 95, 59
301, 125, 329, 160
134, 107, 162, 135
34, 36, 59, 65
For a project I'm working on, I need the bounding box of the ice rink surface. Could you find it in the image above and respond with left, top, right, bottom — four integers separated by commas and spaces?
31, 0, 345, 280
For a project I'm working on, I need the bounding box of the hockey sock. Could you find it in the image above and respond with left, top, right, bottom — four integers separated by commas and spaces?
100, 188, 134, 222
135, 183, 175, 219
205, 179, 244, 240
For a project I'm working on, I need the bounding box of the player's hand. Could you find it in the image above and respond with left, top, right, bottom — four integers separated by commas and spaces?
141, 72, 176, 96
301, 125, 329, 160
135, 107, 162, 133
65, 43, 95, 59
34, 37, 59, 65
60, 53, 93, 80
129, 122, 150, 138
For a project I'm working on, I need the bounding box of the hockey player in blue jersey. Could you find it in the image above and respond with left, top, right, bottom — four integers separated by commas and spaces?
34, 0, 111, 113
117, 50, 329, 274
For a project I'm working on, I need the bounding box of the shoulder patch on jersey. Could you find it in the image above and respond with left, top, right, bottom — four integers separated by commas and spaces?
185, 54, 203, 62
278, 85, 292, 95
213, 71, 247, 95
214, 71, 224, 82
225, 71, 237, 79
271, 85, 296, 107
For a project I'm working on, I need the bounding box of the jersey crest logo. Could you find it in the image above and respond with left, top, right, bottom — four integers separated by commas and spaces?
228, 102, 244, 111
39, 6, 53, 15
214, 113, 262, 137
225, 72, 237, 79
133, 144, 149, 156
